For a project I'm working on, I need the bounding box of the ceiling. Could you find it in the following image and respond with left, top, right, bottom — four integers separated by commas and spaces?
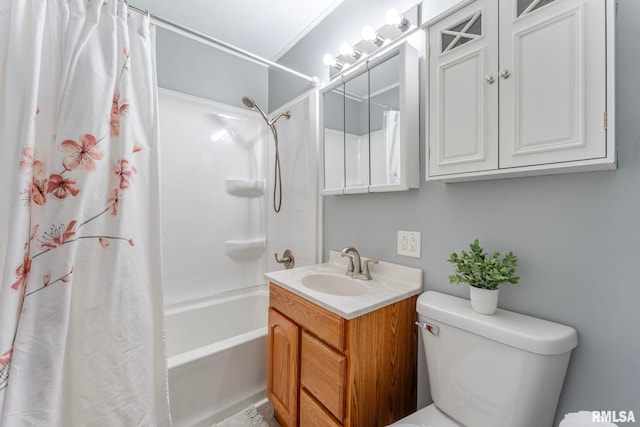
130, 0, 344, 61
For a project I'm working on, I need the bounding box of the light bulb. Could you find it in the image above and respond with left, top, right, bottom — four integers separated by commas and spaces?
339, 42, 362, 60
323, 53, 337, 67
385, 8, 410, 31
361, 25, 385, 47
323, 53, 343, 70
339, 42, 354, 56
361, 25, 377, 42
385, 8, 402, 25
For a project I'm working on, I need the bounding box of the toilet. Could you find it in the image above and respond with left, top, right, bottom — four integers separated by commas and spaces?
391, 291, 578, 427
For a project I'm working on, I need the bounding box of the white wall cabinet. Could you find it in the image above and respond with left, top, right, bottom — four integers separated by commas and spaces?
427, 0, 615, 182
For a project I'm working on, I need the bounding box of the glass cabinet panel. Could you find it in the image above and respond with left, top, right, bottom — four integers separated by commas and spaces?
320, 41, 418, 195
369, 53, 401, 187
322, 84, 345, 193
344, 70, 369, 193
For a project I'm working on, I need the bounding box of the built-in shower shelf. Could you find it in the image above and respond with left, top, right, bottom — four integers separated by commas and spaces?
225, 238, 266, 258
225, 178, 265, 197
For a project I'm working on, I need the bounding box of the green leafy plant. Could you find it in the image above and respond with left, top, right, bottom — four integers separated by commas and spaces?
447, 239, 520, 290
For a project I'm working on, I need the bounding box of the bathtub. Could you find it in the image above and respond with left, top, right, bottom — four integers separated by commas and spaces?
165, 285, 269, 427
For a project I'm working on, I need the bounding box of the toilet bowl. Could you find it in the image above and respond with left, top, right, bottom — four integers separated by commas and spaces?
390, 291, 578, 427
392, 404, 461, 426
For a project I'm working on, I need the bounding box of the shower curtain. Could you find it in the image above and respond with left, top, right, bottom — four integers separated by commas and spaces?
0, 1, 171, 425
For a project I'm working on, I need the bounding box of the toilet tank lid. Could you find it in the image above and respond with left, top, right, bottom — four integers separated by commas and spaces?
417, 291, 578, 355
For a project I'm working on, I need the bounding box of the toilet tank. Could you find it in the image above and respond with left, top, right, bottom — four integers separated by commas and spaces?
417, 291, 577, 427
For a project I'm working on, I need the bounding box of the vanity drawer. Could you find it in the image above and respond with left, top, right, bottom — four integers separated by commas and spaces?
300, 389, 342, 427
301, 331, 346, 421
269, 283, 345, 351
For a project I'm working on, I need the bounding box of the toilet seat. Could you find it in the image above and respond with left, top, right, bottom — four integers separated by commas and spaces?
389, 404, 462, 426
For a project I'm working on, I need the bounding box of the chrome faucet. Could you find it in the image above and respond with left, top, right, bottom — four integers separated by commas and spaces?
341, 247, 360, 277
340, 247, 378, 280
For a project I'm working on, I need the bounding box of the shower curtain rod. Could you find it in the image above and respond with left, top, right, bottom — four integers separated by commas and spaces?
128, 4, 319, 86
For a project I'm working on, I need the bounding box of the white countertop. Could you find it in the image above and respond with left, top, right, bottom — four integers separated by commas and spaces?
265, 251, 424, 319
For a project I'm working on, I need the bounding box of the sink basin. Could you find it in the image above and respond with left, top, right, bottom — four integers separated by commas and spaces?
301, 273, 367, 296
265, 250, 424, 319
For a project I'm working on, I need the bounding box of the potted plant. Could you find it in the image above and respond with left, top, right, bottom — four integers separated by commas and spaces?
447, 239, 520, 314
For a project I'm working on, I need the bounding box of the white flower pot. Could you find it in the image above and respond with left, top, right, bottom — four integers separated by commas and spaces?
469, 286, 499, 315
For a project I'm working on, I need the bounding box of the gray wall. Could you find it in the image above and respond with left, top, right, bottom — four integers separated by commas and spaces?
276, 0, 640, 424
155, 28, 268, 109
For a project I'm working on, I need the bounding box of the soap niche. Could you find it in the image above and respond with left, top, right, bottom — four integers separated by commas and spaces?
224, 178, 265, 197
224, 238, 266, 259
224, 178, 265, 258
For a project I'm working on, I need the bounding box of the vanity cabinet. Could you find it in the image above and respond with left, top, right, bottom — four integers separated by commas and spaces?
427, 0, 615, 182
268, 308, 300, 427
321, 42, 419, 194
267, 283, 417, 427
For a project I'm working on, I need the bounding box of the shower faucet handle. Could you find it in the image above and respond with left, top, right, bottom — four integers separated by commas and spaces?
275, 249, 295, 269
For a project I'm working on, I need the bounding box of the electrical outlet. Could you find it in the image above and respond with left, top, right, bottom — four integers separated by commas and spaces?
397, 231, 421, 258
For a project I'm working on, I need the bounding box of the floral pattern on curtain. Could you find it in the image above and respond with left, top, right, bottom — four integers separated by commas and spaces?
0, 1, 171, 425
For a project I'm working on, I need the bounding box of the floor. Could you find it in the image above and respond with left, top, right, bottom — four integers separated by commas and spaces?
215, 401, 281, 427
255, 402, 281, 427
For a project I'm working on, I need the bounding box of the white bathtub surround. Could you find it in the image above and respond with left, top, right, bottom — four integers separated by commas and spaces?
265, 90, 321, 272
159, 90, 268, 303
265, 251, 423, 319
159, 89, 320, 303
0, 2, 170, 425
165, 285, 269, 427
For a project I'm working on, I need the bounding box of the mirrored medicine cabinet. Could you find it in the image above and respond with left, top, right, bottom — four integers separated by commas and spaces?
321, 41, 419, 195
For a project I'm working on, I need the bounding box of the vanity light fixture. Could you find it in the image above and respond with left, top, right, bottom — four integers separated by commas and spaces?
385, 8, 410, 32
323, 53, 344, 70
322, 4, 420, 79
361, 25, 385, 47
339, 42, 363, 60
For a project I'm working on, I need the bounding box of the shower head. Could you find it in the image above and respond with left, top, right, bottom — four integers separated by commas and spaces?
241, 96, 270, 124
241, 96, 291, 214
242, 96, 256, 109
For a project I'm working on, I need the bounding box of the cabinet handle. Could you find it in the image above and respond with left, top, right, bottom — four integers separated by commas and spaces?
484, 75, 495, 84
499, 69, 511, 79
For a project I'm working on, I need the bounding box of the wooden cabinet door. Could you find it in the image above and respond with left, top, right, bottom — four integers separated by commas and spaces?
300, 332, 346, 422
498, 0, 607, 168
428, 0, 499, 176
300, 389, 342, 427
268, 308, 299, 427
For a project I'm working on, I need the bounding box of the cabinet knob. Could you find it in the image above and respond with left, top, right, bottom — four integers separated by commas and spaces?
499, 69, 511, 79
484, 75, 495, 84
